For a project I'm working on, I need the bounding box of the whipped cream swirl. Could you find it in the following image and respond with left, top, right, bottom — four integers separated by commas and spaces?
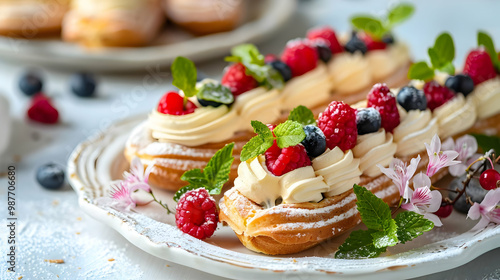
470, 77, 500, 119
393, 109, 438, 157
433, 94, 476, 139
352, 129, 397, 177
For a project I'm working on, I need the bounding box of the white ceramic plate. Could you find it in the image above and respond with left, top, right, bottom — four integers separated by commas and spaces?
68, 115, 500, 280
0, 0, 295, 72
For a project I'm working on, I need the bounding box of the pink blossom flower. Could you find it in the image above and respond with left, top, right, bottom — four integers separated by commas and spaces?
109, 181, 136, 211
401, 173, 443, 226
378, 155, 420, 199
468, 188, 500, 231
425, 134, 460, 177
442, 135, 479, 177
122, 157, 154, 193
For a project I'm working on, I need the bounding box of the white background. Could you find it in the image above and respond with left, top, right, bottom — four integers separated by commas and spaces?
1, 0, 500, 279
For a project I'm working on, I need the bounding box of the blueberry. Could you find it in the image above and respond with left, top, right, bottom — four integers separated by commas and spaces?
36, 163, 65, 190
382, 33, 395, 45
19, 72, 43, 96
445, 74, 475, 97
356, 108, 381, 135
70, 73, 97, 97
313, 42, 332, 63
448, 175, 488, 214
197, 82, 234, 108
344, 35, 367, 55
268, 60, 292, 82
301, 125, 326, 157
397, 86, 427, 112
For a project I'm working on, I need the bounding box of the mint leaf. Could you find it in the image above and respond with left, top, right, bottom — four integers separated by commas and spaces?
171, 56, 197, 98
351, 16, 385, 39
353, 184, 392, 231
180, 169, 208, 186
240, 121, 274, 162
174, 185, 198, 202
203, 143, 235, 195
395, 211, 434, 244
197, 83, 234, 106
371, 219, 398, 248
438, 61, 455, 76
335, 229, 387, 259
273, 120, 306, 149
428, 32, 455, 70
471, 133, 500, 154
407, 61, 435, 81
387, 3, 415, 27
288, 105, 316, 126
478, 31, 500, 71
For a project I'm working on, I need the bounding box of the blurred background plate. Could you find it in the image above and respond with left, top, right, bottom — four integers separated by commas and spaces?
0, 0, 296, 72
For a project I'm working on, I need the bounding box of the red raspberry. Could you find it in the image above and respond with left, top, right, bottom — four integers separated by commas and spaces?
265, 141, 311, 176
27, 94, 59, 124
317, 101, 357, 151
306, 26, 343, 54
157, 91, 197, 115
423, 81, 455, 111
366, 83, 400, 133
264, 54, 278, 63
359, 33, 387, 51
281, 39, 318, 77
175, 188, 218, 240
463, 49, 497, 85
221, 62, 258, 97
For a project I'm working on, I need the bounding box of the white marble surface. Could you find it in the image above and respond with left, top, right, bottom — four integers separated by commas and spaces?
1, 0, 500, 279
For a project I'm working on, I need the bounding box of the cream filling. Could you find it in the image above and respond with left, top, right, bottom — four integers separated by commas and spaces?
328, 52, 371, 94
71, 0, 148, 12
352, 129, 397, 177
366, 42, 409, 81
433, 94, 477, 139
164, 0, 243, 23
393, 109, 438, 156
470, 77, 500, 119
233, 87, 282, 131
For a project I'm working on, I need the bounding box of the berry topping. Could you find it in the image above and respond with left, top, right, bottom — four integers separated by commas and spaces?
70, 72, 97, 98
359, 33, 387, 51
157, 91, 197, 115
36, 163, 65, 190
306, 26, 343, 54
434, 202, 453, 218
366, 83, 400, 133
479, 169, 500, 190
444, 74, 475, 96
265, 141, 311, 176
268, 60, 293, 82
381, 34, 395, 45
310, 38, 333, 63
396, 86, 427, 112
422, 80, 455, 111
196, 82, 234, 108
356, 108, 381, 135
281, 39, 318, 77
27, 94, 59, 124
175, 188, 218, 240
317, 101, 357, 151
463, 49, 497, 85
301, 125, 327, 157
264, 54, 279, 64
19, 71, 43, 96
221, 62, 259, 96
344, 35, 368, 55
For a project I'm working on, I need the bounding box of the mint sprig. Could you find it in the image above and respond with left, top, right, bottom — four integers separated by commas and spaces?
478, 31, 500, 72
174, 143, 235, 202
171, 56, 198, 106
240, 120, 306, 162
288, 105, 316, 126
225, 44, 284, 90
351, 3, 414, 40
408, 32, 456, 80
335, 185, 434, 259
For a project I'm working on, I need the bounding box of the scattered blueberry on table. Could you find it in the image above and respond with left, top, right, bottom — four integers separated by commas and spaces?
19, 72, 43, 96
70, 72, 97, 97
36, 163, 66, 190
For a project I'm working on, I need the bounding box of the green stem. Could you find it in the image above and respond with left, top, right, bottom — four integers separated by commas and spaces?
150, 191, 173, 214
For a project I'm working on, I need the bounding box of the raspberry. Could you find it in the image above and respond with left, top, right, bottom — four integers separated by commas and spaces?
306, 26, 343, 54
264, 54, 278, 63
27, 94, 59, 124
281, 39, 318, 77
463, 49, 497, 85
317, 101, 357, 151
423, 81, 455, 111
175, 188, 218, 240
157, 91, 197, 115
265, 141, 311, 176
221, 62, 258, 96
359, 33, 387, 51
366, 83, 400, 133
